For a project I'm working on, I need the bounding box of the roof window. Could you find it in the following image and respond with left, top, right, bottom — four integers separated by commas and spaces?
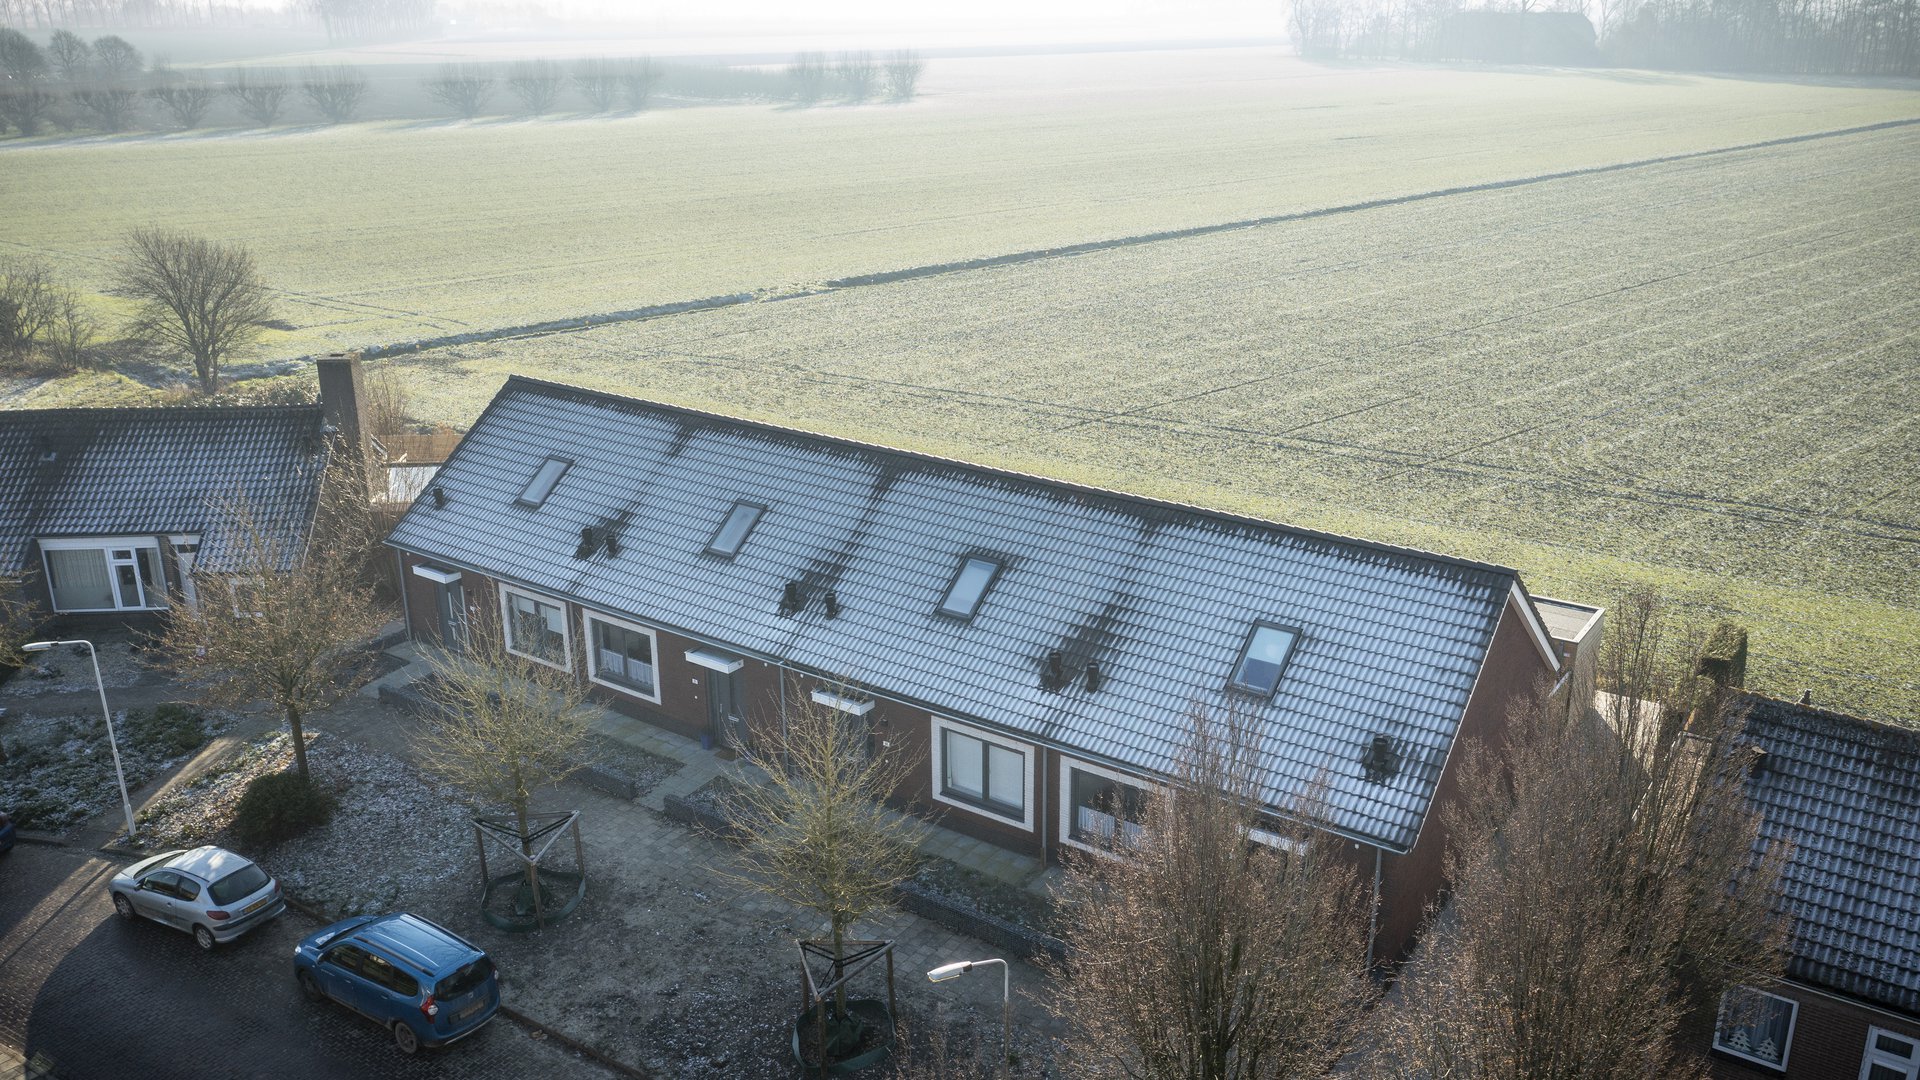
937, 556, 1001, 620
706, 501, 765, 558
515, 457, 570, 508
1229, 622, 1300, 698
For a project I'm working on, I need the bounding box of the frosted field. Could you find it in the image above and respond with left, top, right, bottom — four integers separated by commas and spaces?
4, 49, 1919, 358
381, 125, 1920, 721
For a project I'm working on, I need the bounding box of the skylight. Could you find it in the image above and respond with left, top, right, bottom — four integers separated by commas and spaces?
706, 501, 765, 557
515, 457, 570, 507
1229, 622, 1300, 697
937, 556, 1001, 620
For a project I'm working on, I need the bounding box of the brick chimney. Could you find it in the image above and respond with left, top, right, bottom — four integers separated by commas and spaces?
316, 351, 375, 501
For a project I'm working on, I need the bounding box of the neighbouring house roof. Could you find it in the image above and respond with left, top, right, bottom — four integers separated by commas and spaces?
387, 376, 1549, 851
0, 406, 329, 575
1737, 693, 1920, 1014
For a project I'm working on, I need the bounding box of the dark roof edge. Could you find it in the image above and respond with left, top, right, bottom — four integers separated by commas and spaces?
1735, 690, 1920, 744
385, 538, 1420, 853
1747, 969, 1920, 1024
0, 404, 324, 422
495, 375, 1524, 583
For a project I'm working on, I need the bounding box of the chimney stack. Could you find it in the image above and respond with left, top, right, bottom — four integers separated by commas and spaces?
316, 352, 375, 502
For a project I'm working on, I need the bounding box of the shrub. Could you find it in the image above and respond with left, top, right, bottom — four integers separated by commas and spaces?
230, 769, 335, 846
126, 703, 208, 758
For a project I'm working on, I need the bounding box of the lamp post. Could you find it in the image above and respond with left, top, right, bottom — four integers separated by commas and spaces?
928, 957, 1011, 1066
23, 639, 136, 840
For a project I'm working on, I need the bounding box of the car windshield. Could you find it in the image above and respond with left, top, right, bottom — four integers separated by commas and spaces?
436, 956, 494, 1000
207, 863, 270, 906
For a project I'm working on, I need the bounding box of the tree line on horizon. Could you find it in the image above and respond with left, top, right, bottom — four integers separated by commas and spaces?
1291, 0, 1918, 75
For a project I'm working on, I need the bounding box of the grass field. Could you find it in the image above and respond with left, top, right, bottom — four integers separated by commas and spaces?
376, 124, 1920, 721
3, 49, 1917, 719
3, 50, 1919, 360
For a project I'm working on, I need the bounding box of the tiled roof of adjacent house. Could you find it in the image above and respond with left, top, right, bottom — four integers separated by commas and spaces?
1737, 694, 1920, 1014
386, 376, 1542, 851
0, 406, 328, 575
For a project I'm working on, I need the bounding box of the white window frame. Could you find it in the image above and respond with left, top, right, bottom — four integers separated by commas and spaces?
1861, 1026, 1920, 1080
226, 576, 265, 619
583, 610, 662, 704
498, 585, 571, 671
1058, 757, 1153, 856
1713, 985, 1798, 1071
38, 536, 168, 613
929, 716, 1033, 831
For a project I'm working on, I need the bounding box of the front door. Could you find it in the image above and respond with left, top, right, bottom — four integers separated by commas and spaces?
435, 579, 468, 651
706, 669, 746, 750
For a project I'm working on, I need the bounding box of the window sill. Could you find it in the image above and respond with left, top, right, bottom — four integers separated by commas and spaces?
588, 673, 662, 705
933, 787, 1028, 828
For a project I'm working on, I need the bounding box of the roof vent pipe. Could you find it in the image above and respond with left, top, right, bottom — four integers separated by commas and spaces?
1046, 650, 1064, 689
1084, 660, 1102, 693
824, 589, 840, 619
432, 487, 447, 509
1799, 689, 1813, 706
779, 580, 804, 617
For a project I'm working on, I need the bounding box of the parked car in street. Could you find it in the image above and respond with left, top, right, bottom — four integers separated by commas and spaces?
293, 912, 502, 1054
0, 809, 16, 855
108, 846, 285, 950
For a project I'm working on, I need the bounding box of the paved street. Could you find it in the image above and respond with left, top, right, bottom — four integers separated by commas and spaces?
0, 843, 617, 1080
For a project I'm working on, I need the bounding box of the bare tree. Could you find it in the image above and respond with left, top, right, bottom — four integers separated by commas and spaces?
505, 59, 562, 115
0, 27, 46, 80
836, 51, 880, 102
90, 34, 142, 80
0, 255, 58, 353
413, 610, 595, 902
299, 65, 368, 125
884, 50, 924, 100
618, 55, 661, 111
1370, 592, 1790, 1080
116, 227, 275, 395
160, 473, 388, 780
0, 573, 39, 671
43, 286, 98, 369
719, 685, 925, 1023
46, 28, 89, 81
571, 58, 619, 112
149, 75, 217, 130
424, 63, 495, 120
1045, 705, 1373, 1080
70, 84, 140, 130
0, 86, 56, 134
788, 51, 830, 105
226, 68, 290, 127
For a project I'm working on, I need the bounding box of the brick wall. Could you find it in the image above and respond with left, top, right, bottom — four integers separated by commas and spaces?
1707, 981, 1920, 1079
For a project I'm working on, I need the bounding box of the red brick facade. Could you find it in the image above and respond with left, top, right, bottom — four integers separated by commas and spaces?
1707, 980, 1920, 1080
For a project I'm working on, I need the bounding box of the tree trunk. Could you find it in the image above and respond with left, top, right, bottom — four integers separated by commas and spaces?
287, 701, 309, 777
513, 763, 539, 900
831, 916, 848, 1018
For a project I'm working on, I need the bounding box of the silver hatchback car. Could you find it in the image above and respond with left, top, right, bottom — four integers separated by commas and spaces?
109, 846, 286, 950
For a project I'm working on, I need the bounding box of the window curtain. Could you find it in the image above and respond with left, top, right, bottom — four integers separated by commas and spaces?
46, 548, 115, 610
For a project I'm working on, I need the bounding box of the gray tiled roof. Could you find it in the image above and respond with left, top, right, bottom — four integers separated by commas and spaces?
387, 377, 1528, 851
0, 406, 328, 574
1737, 694, 1920, 1014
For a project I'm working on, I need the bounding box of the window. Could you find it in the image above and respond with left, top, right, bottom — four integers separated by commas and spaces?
937, 557, 1001, 620
1060, 759, 1150, 853
500, 587, 569, 669
1714, 986, 1797, 1070
436, 957, 496, 1001
515, 457, 570, 507
706, 501, 765, 557
359, 952, 420, 997
208, 864, 269, 906
324, 943, 371, 975
39, 537, 167, 612
171, 876, 202, 901
585, 612, 660, 702
1862, 1027, 1919, 1080
140, 870, 185, 899
1229, 621, 1301, 697
931, 718, 1031, 828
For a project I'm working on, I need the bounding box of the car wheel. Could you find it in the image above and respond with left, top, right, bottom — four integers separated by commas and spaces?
297, 970, 325, 1003
193, 925, 216, 951
112, 893, 135, 920
392, 1022, 420, 1055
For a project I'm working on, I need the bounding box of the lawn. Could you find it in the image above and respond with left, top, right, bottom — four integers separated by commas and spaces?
4, 49, 1918, 363
381, 124, 1920, 722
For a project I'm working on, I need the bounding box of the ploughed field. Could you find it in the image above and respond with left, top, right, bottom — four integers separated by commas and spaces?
3, 50, 1920, 361
386, 124, 1920, 722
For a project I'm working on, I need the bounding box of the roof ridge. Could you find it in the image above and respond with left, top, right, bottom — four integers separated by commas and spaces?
498, 374, 1522, 582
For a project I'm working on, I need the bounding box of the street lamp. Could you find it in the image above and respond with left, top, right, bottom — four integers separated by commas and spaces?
23, 639, 136, 840
928, 957, 1011, 1066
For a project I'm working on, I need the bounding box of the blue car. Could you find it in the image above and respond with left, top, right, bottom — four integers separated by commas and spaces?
293, 913, 501, 1054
